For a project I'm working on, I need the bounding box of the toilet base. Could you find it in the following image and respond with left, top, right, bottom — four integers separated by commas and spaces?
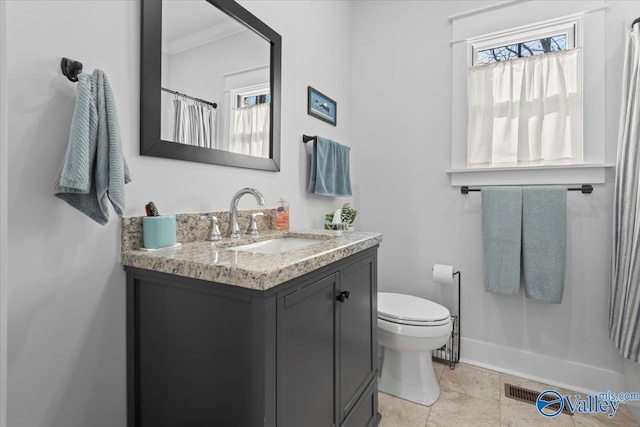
378, 348, 440, 406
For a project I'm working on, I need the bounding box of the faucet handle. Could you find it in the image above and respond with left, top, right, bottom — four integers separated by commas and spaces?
247, 212, 264, 235
200, 215, 222, 241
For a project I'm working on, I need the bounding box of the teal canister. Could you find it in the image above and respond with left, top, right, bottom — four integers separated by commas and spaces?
143, 215, 177, 249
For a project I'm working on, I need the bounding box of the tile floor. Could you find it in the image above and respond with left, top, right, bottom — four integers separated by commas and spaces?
378, 360, 639, 427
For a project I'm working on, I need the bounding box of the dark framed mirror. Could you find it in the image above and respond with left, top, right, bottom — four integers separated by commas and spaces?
141, 0, 281, 171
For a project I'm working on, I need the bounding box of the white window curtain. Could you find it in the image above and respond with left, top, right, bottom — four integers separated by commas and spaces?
172, 98, 217, 149
230, 103, 270, 158
467, 49, 582, 168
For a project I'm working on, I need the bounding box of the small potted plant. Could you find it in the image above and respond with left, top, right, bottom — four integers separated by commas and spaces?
325, 203, 358, 232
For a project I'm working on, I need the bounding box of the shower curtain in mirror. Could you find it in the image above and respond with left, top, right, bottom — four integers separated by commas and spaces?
611, 23, 640, 362
230, 103, 270, 158
172, 98, 217, 148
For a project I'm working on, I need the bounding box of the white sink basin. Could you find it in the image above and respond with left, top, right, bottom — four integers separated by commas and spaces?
229, 237, 322, 254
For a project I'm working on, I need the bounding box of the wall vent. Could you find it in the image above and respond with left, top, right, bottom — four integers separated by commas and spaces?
504, 384, 573, 416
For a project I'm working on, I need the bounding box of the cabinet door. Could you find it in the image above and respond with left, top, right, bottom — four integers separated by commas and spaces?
277, 274, 338, 427
339, 255, 376, 421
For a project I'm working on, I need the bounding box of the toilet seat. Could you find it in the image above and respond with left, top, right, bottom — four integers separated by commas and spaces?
378, 292, 450, 326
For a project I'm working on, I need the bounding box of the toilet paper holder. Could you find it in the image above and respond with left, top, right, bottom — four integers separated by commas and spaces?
431, 266, 461, 370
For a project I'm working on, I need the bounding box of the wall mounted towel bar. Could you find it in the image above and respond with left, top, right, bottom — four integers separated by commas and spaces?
460, 184, 594, 194
633, 17, 640, 27
61, 57, 82, 82
161, 87, 217, 108
302, 135, 317, 143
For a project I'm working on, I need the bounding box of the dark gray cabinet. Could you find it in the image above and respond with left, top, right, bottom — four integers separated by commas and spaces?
126, 246, 379, 427
339, 257, 377, 420
277, 274, 338, 427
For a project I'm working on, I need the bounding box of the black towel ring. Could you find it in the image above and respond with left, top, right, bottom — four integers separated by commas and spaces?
61, 57, 83, 82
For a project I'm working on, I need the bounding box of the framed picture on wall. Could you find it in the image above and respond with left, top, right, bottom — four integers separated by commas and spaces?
308, 86, 337, 126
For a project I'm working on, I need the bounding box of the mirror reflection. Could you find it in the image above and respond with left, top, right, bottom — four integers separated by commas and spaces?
161, 1, 271, 158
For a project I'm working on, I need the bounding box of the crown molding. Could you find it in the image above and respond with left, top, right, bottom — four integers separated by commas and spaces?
163, 20, 247, 55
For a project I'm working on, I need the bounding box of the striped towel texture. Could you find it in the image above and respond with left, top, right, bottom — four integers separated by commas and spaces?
54, 70, 131, 225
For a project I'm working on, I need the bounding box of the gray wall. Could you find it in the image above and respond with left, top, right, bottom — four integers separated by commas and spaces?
351, 0, 640, 396
5, 1, 355, 425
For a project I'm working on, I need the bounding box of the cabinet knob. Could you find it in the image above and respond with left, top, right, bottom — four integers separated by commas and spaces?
336, 290, 350, 303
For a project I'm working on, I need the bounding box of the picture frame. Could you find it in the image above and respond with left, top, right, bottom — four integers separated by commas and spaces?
308, 86, 337, 126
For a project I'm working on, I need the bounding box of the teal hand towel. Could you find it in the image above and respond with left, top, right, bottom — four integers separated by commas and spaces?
308, 137, 352, 197
54, 70, 131, 225
522, 186, 567, 303
482, 186, 522, 295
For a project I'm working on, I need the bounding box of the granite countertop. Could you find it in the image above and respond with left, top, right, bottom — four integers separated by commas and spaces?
121, 229, 383, 290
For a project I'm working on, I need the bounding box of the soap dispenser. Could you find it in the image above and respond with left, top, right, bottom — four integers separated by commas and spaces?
276, 196, 289, 231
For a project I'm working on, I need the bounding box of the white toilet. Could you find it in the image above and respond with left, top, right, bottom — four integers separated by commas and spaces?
377, 292, 452, 406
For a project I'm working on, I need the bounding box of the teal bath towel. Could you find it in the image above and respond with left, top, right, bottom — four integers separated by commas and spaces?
482, 187, 523, 295
308, 137, 352, 197
54, 70, 131, 225
522, 186, 567, 303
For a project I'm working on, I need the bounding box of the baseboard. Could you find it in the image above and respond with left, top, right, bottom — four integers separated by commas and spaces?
459, 337, 624, 396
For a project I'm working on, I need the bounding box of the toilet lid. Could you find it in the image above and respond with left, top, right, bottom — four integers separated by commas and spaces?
378, 292, 450, 325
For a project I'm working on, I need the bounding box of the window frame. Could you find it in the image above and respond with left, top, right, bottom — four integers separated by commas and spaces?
469, 17, 581, 67
465, 16, 584, 169
231, 82, 271, 109
449, 3, 610, 186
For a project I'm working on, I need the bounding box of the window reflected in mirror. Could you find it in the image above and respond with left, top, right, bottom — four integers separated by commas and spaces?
160, 1, 271, 158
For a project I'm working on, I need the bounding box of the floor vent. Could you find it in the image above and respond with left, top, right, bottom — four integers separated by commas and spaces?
504, 384, 573, 416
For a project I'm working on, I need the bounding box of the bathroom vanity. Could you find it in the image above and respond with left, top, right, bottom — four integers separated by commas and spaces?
121, 212, 382, 427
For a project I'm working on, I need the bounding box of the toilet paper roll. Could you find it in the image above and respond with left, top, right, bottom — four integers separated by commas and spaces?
433, 264, 455, 286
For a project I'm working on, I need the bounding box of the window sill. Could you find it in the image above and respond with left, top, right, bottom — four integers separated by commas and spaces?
446, 163, 615, 187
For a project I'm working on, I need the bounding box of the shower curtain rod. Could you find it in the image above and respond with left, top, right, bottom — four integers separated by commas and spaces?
460, 185, 593, 194
162, 87, 217, 108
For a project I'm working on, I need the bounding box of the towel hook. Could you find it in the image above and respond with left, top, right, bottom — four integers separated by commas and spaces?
61, 57, 83, 82
302, 135, 317, 143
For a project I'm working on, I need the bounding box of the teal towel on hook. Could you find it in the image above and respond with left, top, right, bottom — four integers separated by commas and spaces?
522, 186, 567, 303
308, 137, 352, 197
54, 69, 131, 225
482, 186, 523, 295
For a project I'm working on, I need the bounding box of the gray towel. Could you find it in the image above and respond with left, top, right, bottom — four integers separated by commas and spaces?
308, 137, 352, 197
522, 186, 567, 303
482, 186, 522, 295
54, 70, 131, 225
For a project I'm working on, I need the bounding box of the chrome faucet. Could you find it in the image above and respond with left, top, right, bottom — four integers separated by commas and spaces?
229, 188, 266, 239
247, 212, 264, 235
200, 215, 222, 241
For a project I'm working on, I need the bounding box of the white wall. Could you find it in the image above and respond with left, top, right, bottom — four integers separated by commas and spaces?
5, 0, 354, 425
352, 0, 640, 395
166, 29, 268, 102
